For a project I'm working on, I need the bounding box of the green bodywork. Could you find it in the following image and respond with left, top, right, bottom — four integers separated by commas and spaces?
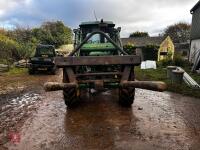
74, 20, 121, 57
82, 43, 115, 50
81, 43, 115, 56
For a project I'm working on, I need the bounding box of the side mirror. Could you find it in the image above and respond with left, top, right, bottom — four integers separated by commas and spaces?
117, 27, 121, 32
73, 29, 78, 33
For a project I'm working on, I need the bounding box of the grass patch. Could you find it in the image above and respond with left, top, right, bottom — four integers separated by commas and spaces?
135, 66, 200, 98
6, 67, 28, 76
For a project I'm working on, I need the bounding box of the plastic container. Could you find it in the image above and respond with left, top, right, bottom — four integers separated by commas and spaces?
172, 70, 184, 84
167, 66, 177, 78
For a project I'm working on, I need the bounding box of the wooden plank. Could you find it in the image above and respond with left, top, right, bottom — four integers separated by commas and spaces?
121, 81, 167, 92
78, 79, 119, 84
55, 55, 141, 67
66, 67, 77, 83
76, 72, 122, 77
120, 66, 132, 84
44, 82, 77, 91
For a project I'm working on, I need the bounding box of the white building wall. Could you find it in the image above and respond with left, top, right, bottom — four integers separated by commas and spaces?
190, 39, 200, 63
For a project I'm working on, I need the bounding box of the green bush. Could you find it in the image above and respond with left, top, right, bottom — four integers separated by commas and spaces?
0, 34, 36, 64
0, 21, 72, 64
157, 59, 173, 67
0, 59, 11, 65
0, 34, 20, 62
33, 21, 72, 48
158, 53, 189, 67
173, 53, 187, 67
17, 42, 37, 59
123, 44, 136, 54
6, 67, 27, 76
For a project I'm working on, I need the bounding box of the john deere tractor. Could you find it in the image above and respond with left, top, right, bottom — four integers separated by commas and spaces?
44, 20, 166, 107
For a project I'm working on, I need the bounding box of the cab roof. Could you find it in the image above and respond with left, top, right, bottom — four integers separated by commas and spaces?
79, 20, 115, 28
37, 44, 55, 48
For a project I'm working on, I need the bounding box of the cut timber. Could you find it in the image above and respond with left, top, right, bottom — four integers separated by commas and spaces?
44, 81, 167, 92
121, 81, 167, 92
44, 82, 77, 91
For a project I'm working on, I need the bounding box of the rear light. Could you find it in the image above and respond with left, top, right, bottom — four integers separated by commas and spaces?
44, 58, 51, 61
31, 58, 39, 61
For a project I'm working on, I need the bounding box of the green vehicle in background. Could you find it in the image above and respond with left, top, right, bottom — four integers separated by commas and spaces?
28, 44, 57, 75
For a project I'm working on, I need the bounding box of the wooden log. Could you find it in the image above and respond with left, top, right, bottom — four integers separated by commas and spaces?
44, 81, 167, 92
121, 81, 167, 92
0, 64, 9, 72
44, 82, 77, 91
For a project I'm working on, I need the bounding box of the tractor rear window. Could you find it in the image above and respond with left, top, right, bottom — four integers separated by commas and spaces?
87, 34, 100, 43
87, 33, 110, 43
35, 47, 55, 57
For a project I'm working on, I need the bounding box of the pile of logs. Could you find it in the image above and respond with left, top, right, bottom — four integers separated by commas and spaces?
0, 64, 9, 73
14, 59, 28, 68
0, 59, 28, 73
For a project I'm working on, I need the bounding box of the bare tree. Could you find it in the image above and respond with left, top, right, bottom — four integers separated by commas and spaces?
163, 22, 191, 43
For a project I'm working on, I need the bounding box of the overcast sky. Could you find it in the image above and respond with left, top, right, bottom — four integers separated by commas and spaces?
0, 0, 198, 37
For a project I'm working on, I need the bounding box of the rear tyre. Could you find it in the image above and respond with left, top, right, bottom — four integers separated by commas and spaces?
63, 88, 79, 107
63, 67, 80, 107
119, 87, 135, 107
119, 66, 135, 107
28, 68, 35, 75
51, 68, 57, 75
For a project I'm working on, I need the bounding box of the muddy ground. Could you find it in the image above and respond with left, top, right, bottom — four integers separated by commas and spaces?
0, 70, 200, 150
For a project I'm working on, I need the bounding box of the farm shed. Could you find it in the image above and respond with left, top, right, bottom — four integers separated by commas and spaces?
190, 0, 200, 71
157, 36, 174, 61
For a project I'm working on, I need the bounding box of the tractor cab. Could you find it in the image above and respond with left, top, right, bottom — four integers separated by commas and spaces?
73, 20, 122, 56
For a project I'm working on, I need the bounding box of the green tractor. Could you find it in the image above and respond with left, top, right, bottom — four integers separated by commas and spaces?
44, 20, 166, 107
28, 44, 57, 75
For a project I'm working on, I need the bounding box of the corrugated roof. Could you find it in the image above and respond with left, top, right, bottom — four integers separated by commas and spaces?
191, 0, 200, 13
121, 37, 164, 47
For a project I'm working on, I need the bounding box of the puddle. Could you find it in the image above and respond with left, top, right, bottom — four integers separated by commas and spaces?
0, 92, 42, 145
4, 89, 200, 150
